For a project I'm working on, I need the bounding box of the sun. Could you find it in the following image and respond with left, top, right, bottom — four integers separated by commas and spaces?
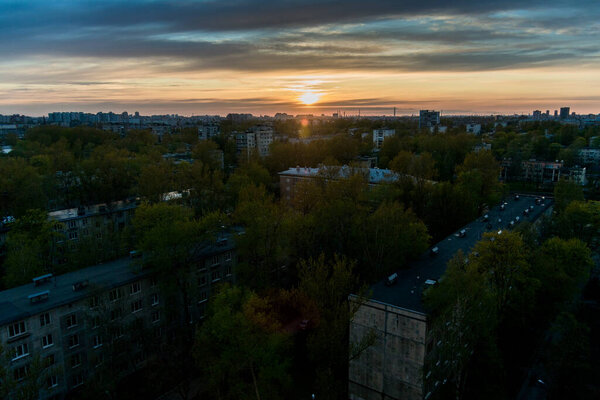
299, 91, 321, 105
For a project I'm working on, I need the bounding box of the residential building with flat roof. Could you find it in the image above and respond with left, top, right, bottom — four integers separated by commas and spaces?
0, 232, 239, 400
349, 196, 553, 400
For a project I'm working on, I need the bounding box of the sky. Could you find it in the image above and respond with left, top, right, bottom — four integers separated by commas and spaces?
0, 0, 599, 116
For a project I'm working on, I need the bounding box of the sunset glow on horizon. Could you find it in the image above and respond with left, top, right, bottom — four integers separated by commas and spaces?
0, 1, 599, 116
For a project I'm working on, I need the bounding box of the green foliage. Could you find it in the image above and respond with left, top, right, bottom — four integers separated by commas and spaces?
554, 179, 585, 213
2, 210, 57, 288
194, 285, 292, 400
0, 158, 46, 218
298, 255, 368, 400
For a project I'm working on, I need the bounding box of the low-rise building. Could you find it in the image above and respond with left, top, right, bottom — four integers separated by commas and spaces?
578, 148, 600, 166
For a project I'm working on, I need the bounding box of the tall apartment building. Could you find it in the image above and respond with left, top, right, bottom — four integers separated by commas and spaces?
560, 107, 571, 120
419, 110, 440, 129
349, 197, 553, 400
198, 124, 220, 141
0, 233, 238, 400
372, 129, 395, 149
235, 125, 273, 158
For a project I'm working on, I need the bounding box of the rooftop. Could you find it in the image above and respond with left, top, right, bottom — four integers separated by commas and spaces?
0, 229, 240, 326
368, 195, 553, 314
0, 258, 141, 326
47, 199, 139, 222
279, 166, 402, 185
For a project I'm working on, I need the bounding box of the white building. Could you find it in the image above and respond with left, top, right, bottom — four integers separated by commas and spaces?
578, 148, 600, 166
466, 123, 482, 135
235, 126, 273, 158
372, 129, 395, 149
198, 124, 220, 140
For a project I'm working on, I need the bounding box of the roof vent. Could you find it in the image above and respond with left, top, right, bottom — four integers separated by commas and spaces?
72, 280, 89, 291
32, 273, 53, 286
29, 290, 49, 304
386, 273, 398, 286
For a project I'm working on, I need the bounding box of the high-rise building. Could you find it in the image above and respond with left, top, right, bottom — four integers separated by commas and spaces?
372, 129, 395, 149
419, 110, 440, 129
560, 107, 570, 120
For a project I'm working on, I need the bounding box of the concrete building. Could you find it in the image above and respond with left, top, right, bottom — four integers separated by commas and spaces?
465, 124, 481, 135
278, 165, 424, 203
578, 148, 600, 166
0, 234, 238, 400
198, 124, 220, 141
560, 107, 570, 120
349, 197, 553, 400
372, 129, 395, 149
419, 111, 440, 129
235, 125, 274, 158
521, 160, 563, 183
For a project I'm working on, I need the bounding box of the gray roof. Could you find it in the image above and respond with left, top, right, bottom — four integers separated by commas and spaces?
47, 200, 138, 223
369, 195, 553, 314
0, 229, 241, 326
0, 258, 142, 326
279, 166, 401, 184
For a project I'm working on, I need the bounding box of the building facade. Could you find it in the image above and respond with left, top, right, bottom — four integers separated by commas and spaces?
0, 234, 238, 400
419, 110, 440, 129
372, 129, 395, 149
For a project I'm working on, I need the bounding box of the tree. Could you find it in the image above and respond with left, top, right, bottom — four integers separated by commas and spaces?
424, 251, 498, 400
554, 179, 584, 213
298, 255, 371, 400
0, 158, 46, 218
194, 285, 292, 400
455, 151, 502, 213
234, 185, 290, 289
2, 210, 58, 288
359, 201, 429, 280
137, 161, 174, 203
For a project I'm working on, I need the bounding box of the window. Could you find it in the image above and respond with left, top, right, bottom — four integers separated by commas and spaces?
72, 373, 83, 388
42, 334, 53, 348
96, 232, 102, 239
198, 275, 207, 287
65, 314, 77, 329
110, 308, 122, 321
150, 277, 158, 288
94, 353, 104, 368
90, 296, 99, 308
211, 255, 219, 266
68, 334, 79, 348
12, 343, 29, 360
131, 300, 143, 313
68, 231, 78, 240
225, 265, 232, 276
151, 293, 159, 306
109, 288, 121, 302
151, 311, 160, 324
211, 270, 221, 282
40, 313, 51, 327
8, 321, 26, 338
92, 316, 100, 329
130, 282, 141, 295
71, 353, 82, 368
225, 251, 232, 261
82, 218, 87, 226
198, 291, 208, 303
14, 366, 28, 382
111, 326, 124, 340
45, 354, 55, 367
47, 375, 58, 389
92, 335, 103, 348
68, 220, 77, 228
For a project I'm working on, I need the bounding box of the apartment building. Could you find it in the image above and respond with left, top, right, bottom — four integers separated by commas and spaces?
0, 233, 238, 400
349, 197, 553, 400
235, 125, 274, 158
372, 129, 395, 149
278, 165, 401, 203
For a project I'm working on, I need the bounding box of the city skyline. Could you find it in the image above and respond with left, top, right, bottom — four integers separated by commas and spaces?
1, 1, 599, 116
